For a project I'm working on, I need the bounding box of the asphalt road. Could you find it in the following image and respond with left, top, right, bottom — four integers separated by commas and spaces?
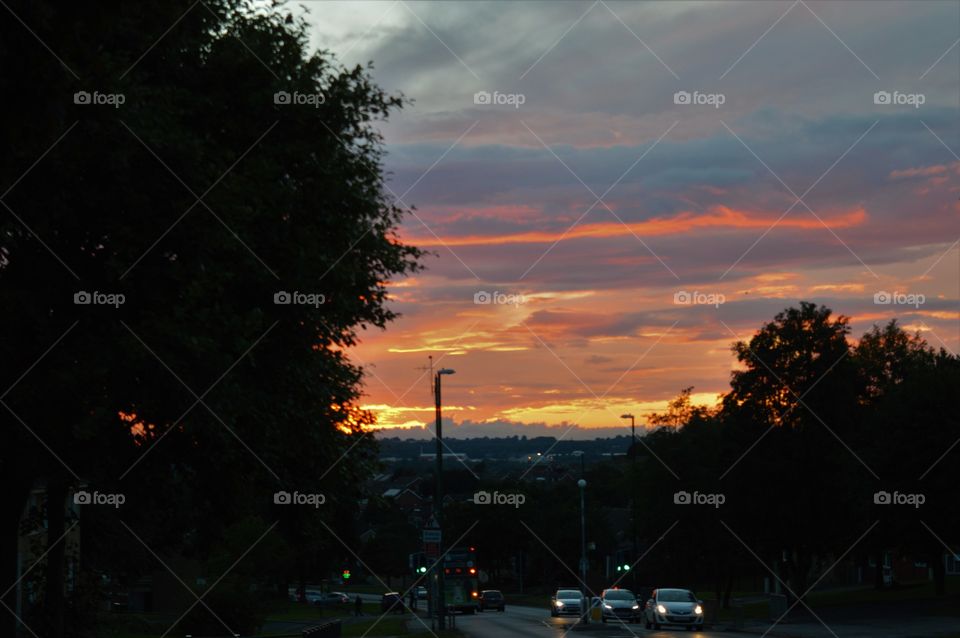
454, 605, 749, 638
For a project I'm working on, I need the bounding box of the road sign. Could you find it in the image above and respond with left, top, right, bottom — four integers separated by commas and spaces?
423, 529, 442, 543
424, 542, 440, 558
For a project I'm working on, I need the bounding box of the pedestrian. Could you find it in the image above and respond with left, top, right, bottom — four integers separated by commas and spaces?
355, 595, 363, 616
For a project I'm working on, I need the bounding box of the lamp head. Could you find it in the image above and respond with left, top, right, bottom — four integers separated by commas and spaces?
437, 368, 456, 376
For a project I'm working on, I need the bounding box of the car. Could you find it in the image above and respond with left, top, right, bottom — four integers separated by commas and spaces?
416, 586, 428, 600
302, 589, 324, 605
319, 592, 350, 606
600, 588, 641, 623
643, 588, 704, 631
478, 589, 505, 612
550, 588, 586, 618
380, 592, 405, 614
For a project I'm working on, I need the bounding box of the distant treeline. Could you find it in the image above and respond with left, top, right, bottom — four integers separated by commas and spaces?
377, 434, 635, 459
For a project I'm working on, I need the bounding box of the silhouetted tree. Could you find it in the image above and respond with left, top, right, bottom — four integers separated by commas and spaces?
0, 1, 420, 635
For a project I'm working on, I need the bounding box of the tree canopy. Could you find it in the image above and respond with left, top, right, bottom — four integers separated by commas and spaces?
1, 1, 420, 635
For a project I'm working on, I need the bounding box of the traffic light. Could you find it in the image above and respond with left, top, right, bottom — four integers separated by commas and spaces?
418, 566, 427, 574
342, 569, 351, 580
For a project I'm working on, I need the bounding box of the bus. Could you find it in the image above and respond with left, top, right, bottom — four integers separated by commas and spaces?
443, 546, 480, 614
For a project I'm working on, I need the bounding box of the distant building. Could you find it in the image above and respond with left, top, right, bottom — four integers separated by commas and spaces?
418, 452, 470, 461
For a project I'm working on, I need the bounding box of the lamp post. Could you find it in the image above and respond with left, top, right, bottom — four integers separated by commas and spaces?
434, 368, 455, 630
620, 414, 637, 590
578, 479, 587, 590
620, 414, 635, 450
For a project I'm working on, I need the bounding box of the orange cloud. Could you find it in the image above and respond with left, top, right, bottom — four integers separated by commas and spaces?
889, 162, 960, 179
405, 205, 867, 247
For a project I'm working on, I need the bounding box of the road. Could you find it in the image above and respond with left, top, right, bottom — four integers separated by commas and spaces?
453, 605, 748, 638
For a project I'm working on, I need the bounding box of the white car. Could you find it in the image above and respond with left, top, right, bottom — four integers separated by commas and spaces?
550, 589, 586, 618
643, 588, 704, 631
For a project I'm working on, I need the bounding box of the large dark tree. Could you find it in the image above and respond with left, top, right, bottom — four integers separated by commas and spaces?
0, 1, 421, 636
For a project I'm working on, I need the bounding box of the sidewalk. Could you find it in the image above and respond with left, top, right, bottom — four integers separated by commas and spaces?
726, 616, 959, 637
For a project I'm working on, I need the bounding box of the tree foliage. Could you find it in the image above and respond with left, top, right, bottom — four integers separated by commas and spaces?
1, 1, 421, 635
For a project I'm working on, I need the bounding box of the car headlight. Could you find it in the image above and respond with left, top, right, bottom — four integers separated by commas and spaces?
554, 601, 563, 607
603, 603, 613, 610
631, 604, 639, 610
694, 605, 703, 615
657, 604, 667, 614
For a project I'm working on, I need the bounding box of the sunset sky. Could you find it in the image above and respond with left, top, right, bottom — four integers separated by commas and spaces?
304, 1, 959, 437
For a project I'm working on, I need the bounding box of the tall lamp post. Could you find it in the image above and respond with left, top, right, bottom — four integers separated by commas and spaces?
620, 414, 635, 450
578, 479, 587, 591
620, 413, 637, 590
434, 368, 455, 630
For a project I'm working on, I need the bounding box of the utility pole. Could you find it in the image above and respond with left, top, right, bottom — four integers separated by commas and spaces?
434, 368, 455, 630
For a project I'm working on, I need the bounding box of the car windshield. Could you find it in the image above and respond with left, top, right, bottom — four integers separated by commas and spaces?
659, 589, 696, 602
485, 591, 501, 597
557, 590, 581, 598
604, 590, 635, 601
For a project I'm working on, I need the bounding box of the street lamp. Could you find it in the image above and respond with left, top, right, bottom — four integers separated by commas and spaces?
620, 413, 637, 590
434, 368, 455, 630
620, 414, 635, 448
577, 479, 587, 592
